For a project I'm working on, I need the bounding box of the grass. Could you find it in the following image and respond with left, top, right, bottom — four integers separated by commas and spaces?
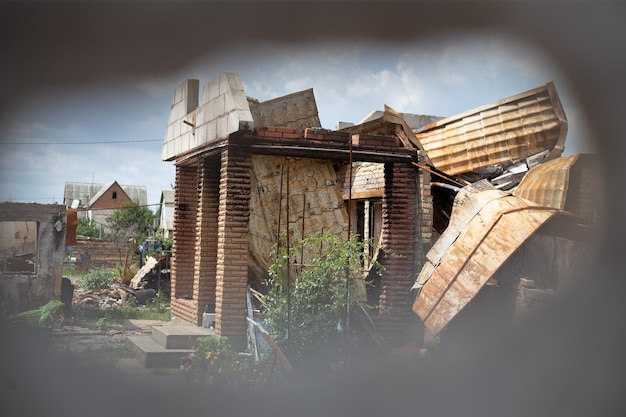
71, 290, 171, 333
81, 304, 171, 332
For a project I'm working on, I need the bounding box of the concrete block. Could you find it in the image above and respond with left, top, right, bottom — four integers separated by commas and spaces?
224, 91, 234, 112
180, 120, 190, 137
237, 110, 254, 131
225, 72, 243, 91
208, 78, 220, 101
226, 111, 238, 133
219, 75, 229, 96
162, 141, 172, 161
202, 83, 211, 105
174, 83, 182, 104
151, 325, 215, 349
184, 79, 199, 113
195, 108, 204, 127
204, 100, 214, 123
215, 94, 225, 115
216, 115, 227, 138
196, 124, 207, 144
126, 335, 193, 368
173, 118, 181, 138
206, 120, 217, 143
167, 106, 177, 125
239, 118, 253, 132
181, 132, 190, 152
173, 102, 181, 121
189, 133, 198, 150
232, 92, 249, 111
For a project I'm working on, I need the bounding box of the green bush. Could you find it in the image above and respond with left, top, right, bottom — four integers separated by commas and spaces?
184, 336, 267, 390
263, 232, 382, 372
12, 300, 65, 328
80, 267, 115, 291
76, 217, 100, 238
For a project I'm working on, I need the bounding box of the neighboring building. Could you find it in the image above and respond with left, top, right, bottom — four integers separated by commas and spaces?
0, 203, 67, 314
156, 189, 175, 238
63, 181, 148, 234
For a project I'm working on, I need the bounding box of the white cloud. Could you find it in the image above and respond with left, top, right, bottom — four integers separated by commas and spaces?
136, 78, 175, 98
3, 121, 87, 140
242, 80, 279, 101
0, 34, 596, 205
284, 77, 314, 93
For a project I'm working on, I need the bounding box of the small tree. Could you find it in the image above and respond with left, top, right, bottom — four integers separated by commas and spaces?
263, 232, 381, 373
106, 201, 155, 264
106, 201, 155, 241
76, 217, 100, 238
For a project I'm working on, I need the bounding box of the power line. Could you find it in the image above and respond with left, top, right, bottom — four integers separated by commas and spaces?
0, 139, 162, 145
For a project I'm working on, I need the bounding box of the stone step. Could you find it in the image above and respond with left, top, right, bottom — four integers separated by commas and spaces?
125, 335, 193, 368
151, 325, 216, 349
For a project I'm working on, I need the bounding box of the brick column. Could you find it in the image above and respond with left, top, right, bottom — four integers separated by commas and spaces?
417, 169, 433, 258
378, 161, 419, 347
215, 148, 252, 349
193, 157, 220, 324
171, 163, 199, 324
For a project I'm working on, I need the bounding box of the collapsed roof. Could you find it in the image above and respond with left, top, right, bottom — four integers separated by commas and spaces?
411, 180, 597, 336
341, 81, 568, 190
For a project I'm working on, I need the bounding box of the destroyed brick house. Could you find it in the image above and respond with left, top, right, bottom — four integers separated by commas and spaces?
0, 203, 68, 315
162, 73, 601, 350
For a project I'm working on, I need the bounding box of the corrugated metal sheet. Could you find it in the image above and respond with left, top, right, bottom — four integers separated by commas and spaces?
412, 184, 560, 336
511, 154, 600, 226
415, 82, 567, 176
512, 154, 579, 209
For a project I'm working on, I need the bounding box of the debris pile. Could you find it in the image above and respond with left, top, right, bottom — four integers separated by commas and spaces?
72, 284, 131, 310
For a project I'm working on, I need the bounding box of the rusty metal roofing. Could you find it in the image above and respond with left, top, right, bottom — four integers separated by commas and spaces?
512, 154, 599, 222
412, 183, 561, 336
414, 82, 568, 176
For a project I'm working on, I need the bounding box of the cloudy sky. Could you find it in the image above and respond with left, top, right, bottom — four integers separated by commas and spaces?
0, 31, 596, 209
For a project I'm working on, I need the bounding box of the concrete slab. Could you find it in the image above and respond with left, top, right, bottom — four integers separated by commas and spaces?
150, 325, 215, 349
126, 335, 193, 368
115, 357, 184, 377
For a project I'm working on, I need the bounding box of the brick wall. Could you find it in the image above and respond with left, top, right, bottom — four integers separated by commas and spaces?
377, 162, 422, 347
418, 169, 433, 248
68, 237, 127, 270
170, 164, 199, 323
215, 149, 252, 349
193, 157, 219, 322
88, 182, 133, 210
